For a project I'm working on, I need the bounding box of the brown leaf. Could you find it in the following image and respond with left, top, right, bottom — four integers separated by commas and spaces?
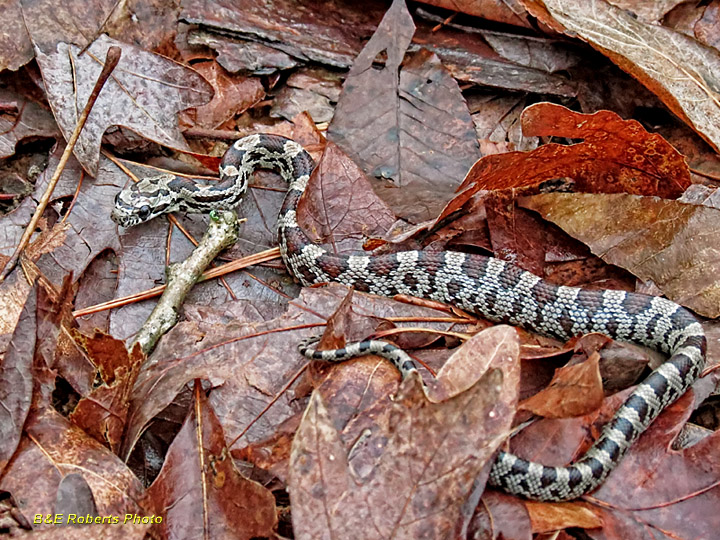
0, 0, 33, 71
24, 26, 212, 173
181, 0, 385, 69
525, 0, 720, 152
519, 192, 720, 317
519, 352, 604, 418
417, 0, 537, 28
36, 276, 97, 399
270, 68, 343, 123
483, 189, 591, 277
506, 379, 720, 539
520, 103, 690, 197
329, 0, 481, 223
413, 23, 579, 98
572, 334, 649, 394
69, 333, 143, 453
73, 252, 118, 336
121, 284, 466, 461
146, 381, 277, 539
186, 30, 298, 75
469, 93, 540, 152
14, 523, 151, 539
104, 0, 182, 54
54, 472, 97, 519
315, 286, 354, 350
587, 391, 720, 540
607, 0, 687, 23
508, 389, 635, 470
0, 282, 35, 475
470, 491, 533, 540
525, 499, 602, 533
0, 89, 59, 159
453, 103, 689, 211
187, 61, 265, 130
288, 326, 519, 540
0, 407, 145, 527
27, 150, 124, 285
298, 140, 396, 253
431, 325, 521, 400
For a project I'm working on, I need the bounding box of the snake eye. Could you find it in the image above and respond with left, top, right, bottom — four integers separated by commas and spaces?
138, 205, 151, 220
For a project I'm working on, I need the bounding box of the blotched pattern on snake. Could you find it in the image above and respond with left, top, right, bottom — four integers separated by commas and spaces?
111, 134, 706, 501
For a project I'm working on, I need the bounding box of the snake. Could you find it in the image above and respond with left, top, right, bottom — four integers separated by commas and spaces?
112, 133, 707, 501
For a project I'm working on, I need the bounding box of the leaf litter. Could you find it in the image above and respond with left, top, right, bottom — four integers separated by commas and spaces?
0, 0, 719, 538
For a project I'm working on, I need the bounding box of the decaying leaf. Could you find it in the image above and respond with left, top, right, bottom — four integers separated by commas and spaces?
181, 0, 385, 69
289, 326, 520, 540
329, 0, 480, 223
520, 192, 720, 317
0, 0, 33, 71
519, 352, 604, 418
0, 282, 35, 475
146, 382, 277, 539
0, 89, 59, 158
0, 407, 145, 527
589, 391, 720, 540
525, 0, 720, 152
297, 140, 396, 253
69, 332, 144, 453
525, 499, 603, 533
451, 103, 690, 215
30, 34, 212, 174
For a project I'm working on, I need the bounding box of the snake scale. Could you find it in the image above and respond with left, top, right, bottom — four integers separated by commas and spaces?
112, 134, 707, 501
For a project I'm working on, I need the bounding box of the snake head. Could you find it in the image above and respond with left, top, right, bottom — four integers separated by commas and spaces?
111, 174, 179, 227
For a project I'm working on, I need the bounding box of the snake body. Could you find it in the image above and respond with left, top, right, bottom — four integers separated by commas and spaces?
112, 134, 707, 501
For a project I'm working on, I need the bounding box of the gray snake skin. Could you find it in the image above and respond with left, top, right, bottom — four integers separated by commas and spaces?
112, 134, 707, 501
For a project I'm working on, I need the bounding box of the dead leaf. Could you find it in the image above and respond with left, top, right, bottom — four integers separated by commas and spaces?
121, 284, 468, 461
416, 0, 537, 28
525, 0, 720, 153
54, 472, 97, 519
0, 89, 59, 159
0, 282, 35, 475
69, 333, 143, 453
525, 499, 602, 533
329, 0, 481, 223
412, 22, 579, 98
186, 29, 298, 75
297, 140, 396, 253
432, 325, 520, 400
0, 407, 145, 527
452, 103, 690, 213
26, 31, 212, 174
0, 0, 33, 71
519, 353, 604, 418
15, 523, 151, 539
288, 326, 519, 540
607, 0, 687, 23
146, 381, 277, 539
314, 286, 354, 350
270, 68, 342, 123
469, 490, 533, 540
572, 334, 649, 394
483, 189, 592, 277
181, 0, 385, 69
588, 391, 720, 540
520, 103, 691, 198
520, 192, 720, 317
187, 61, 265, 130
